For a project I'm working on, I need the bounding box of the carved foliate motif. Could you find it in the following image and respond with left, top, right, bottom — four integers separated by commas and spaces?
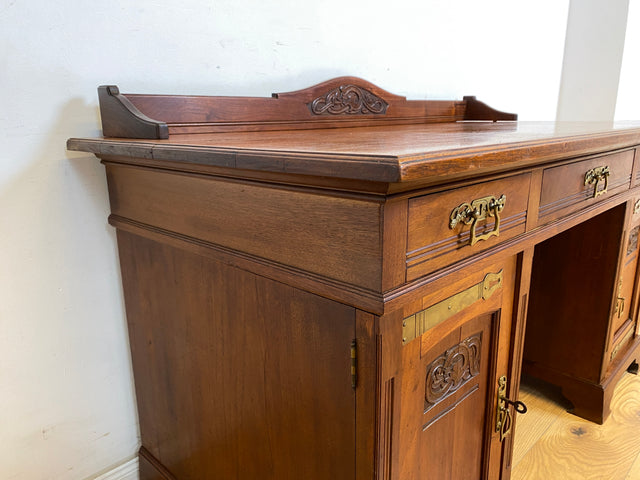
627, 226, 639, 256
424, 333, 482, 411
309, 85, 389, 115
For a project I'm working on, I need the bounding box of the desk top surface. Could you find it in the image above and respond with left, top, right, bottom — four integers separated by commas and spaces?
68, 121, 640, 185
148, 121, 640, 157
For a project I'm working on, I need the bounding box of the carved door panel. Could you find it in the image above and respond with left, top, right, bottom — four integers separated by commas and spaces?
607, 199, 640, 369
394, 257, 518, 480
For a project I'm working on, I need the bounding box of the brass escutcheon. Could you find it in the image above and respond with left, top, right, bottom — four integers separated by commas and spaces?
584, 166, 610, 199
615, 279, 625, 319
449, 195, 506, 246
495, 375, 527, 442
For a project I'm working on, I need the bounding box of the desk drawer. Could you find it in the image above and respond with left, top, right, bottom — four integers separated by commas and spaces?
538, 150, 634, 224
406, 173, 531, 281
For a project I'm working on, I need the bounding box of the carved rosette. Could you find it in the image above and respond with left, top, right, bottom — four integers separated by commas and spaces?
424, 334, 482, 411
309, 85, 389, 115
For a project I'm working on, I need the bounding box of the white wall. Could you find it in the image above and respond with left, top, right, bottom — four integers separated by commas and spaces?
617, 0, 640, 120
557, 0, 629, 122
1, 1, 572, 479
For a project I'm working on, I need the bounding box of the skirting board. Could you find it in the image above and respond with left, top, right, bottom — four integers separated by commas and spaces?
92, 457, 139, 480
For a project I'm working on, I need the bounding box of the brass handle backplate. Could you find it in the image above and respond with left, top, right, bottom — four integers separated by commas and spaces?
449, 195, 506, 246
616, 296, 625, 319
496, 375, 527, 442
584, 166, 610, 199
615, 279, 625, 319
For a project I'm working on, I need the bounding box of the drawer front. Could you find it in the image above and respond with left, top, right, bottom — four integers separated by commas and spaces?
539, 150, 634, 224
407, 173, 531, 281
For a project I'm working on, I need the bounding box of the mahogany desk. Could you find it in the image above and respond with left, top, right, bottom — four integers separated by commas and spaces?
68, 78, 640, 479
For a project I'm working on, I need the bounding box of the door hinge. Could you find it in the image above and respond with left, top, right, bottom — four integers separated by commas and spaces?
351, 340, 357, 389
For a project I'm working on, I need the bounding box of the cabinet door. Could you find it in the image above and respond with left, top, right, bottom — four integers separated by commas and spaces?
391, 257, 520, 480
117, 231, 357, 480
607, 199, 640, 368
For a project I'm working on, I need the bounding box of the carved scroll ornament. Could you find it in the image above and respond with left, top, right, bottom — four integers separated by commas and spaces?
425, 333, 482, 411
309, 85, 389, 115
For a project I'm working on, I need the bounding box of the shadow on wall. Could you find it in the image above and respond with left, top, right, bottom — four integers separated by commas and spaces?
0, 96, 116, 275
2, 96, 105, 215
0, 95, 139, 479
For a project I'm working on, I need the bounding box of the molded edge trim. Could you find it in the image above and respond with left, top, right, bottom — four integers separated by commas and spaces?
139, 447, 177, 480
93, 457, 139, 480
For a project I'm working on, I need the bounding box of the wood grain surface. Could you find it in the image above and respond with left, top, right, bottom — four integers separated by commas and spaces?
406, 172, 531, 280
395, 257, 518, 480
95, 77, 517, 139
511, 376, 573, 468
513, 373, 640, 480
68, 81, 640, 480
525, 204, 625, 384
538, 149, 634, 224
105, 162, 383, 291
117, 231, 358, 480
627, 451, 640, 479
68, 122, 640, 185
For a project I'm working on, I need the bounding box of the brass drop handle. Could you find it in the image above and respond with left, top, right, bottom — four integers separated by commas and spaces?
495, 376, 527, 442
584, 166, 610, 199
450, 195, 507, 246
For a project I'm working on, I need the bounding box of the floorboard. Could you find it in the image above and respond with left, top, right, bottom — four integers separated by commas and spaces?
627, 453, 640, 480
512, 372, 640, 480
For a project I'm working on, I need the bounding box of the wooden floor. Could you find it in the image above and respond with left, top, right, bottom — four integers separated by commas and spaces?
512, 372, 640, 480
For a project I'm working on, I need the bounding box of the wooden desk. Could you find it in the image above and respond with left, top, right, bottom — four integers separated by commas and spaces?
68, 78, 640, 480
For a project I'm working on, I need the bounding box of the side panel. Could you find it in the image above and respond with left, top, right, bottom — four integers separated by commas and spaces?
117, 230, 357, 480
